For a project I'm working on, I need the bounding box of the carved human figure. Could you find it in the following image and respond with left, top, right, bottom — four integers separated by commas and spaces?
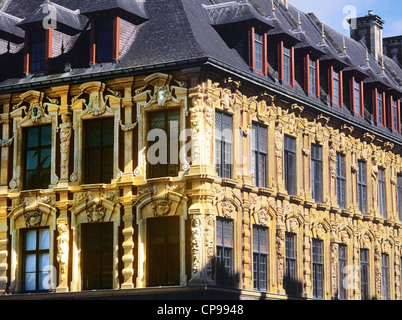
59, 113, 72, 180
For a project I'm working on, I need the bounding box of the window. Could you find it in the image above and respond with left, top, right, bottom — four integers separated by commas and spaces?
283, 46, 292, 85
338, 245, 347, 300
84, 118, 114, 184
357, 161, 367, 215
284, 135, 296, 196
377, 91, 384, 125
285, 232, 297, 295
250, 28, 267, 75
216, 217, 234, 287
148, 110, 180, 178
29, 29, 46, 72
23, 228, 50, 292
398, 175, 402, 222
95, 18, 114, 63
381, 254, 390, 300
360, 249, 370, 300
147, 217, 180, 287
333, 70, 340, 106
253, 226, 268, 292
312, 239, 324, 299
336, 153, 346, 209
378, 168, 386, 219
82, 223, 113, 290
24, 125, 51, 190
309, 58, 317, 96
392, 98, 399, 132
215, 111, 233, 179
252, 124, 267, 188
311, 144, 323, 203
354, 80, 362, 116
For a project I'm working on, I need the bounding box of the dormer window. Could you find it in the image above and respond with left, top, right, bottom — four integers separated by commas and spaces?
95, 18, 114, 63
330, 68, 343, 107
29, 29, 46, 72
305, 55, 320, 97
90, 16, 119, 64
278, 42, 294, 86
373, 89, 385, 126
250, 28, 267, 75
351, 78, 363, 117
390, 97, 401, 132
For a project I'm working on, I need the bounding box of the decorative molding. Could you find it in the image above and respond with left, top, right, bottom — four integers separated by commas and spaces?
24, 211, 42, 228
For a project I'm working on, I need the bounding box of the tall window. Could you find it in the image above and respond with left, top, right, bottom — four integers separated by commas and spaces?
29, 29, 46, 72
312, 239, 324, 299
381, 254, 390, 300
216, 217, 234, 287
215, 111, 233, 179
253, 226, 268, 292
354, 80, 361, 115
311, 144, 323, 203
147, 217, 180, 287
252, 124, 267, 188
398, 175, 402, 222
148, 110, 180, 178
378, 168, 386, 219
23, 228, 50, 292
84, 118, 114, 184
333, 70, 340, 106
377, 91, 384, 125
284, 135, 296, 196
338, 244, 347, 300
254, 32, 263, 74
360, 249, 370, 300
283, 46, 291, 85
392, 99, 399, 131
82, 222, 113, 290
95, 18, 114, 63
309, 58, 317, 96
24, 125, 51, 190
336, 153, 346, 209
285, 232, 297, 295
357, 161, 367, 214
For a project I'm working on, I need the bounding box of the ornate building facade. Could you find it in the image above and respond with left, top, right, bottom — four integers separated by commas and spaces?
0, 0, 402, 300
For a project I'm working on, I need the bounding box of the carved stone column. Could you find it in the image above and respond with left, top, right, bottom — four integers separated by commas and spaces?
0, 202, 8, 293
121, 198, 135, 289
58, 110, 72, 183
56, 216, 69, 292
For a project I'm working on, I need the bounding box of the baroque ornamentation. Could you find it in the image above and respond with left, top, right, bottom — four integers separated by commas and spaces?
86, 201, 106, 223
57, 223, 69, 283
152, 200, 172, 217
24, 211, 42, 228
0, 136, 13, 147
191, 215, 202, 275
59, 113, 72, 179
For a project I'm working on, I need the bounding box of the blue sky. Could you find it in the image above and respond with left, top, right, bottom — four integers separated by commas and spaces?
289, 0, 402, 38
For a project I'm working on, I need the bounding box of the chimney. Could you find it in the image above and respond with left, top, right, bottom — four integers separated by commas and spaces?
350, 10, 385, 61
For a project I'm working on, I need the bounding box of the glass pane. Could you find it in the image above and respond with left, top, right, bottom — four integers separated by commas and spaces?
25, 254, 36, 272
26, 150, 38, 170
40, 148, 51, 169
25, 230, 37, 251
27, 127, 39, 147
24, 273, 36, 291
39, 253, 49, 271
39, 229, 49, 250
86, 120, 101, 147
40, 125, 52, 146
39, 271, 49, 291
102, 118, 114, 146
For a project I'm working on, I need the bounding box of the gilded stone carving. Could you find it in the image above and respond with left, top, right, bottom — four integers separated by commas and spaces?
276, 229, 285, 288
191, 215, 202, 275
57, 223, 69, 283
24, 211, 42, 228
0, 136, 13, 147
59, 113, 72, 179
152, 200, 172, 217
86, 201, 106, 223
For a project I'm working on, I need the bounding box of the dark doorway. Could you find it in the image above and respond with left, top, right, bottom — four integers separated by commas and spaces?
147, 216, 180, 287
82, 223, 113, 290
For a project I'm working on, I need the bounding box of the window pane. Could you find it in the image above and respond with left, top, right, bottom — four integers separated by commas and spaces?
39, 253, 49, 272
25, 254, 36, 273
24, 273, 36, 292
27, 127, 39, 147
25, 230, 37, 251
39, 229, 49, 250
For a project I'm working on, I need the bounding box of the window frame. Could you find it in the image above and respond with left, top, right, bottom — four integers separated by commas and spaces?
285, 232, 297, 296
252, 123, 268, 188
357, 160, 367, 215
305, 54, 320, 98
279, 41, 294, 87
378, 168, 386, 219
250, 28, 267, 75
253, 225, 269, 292
215, 111, 233, 179
331, 68, 343, 107
397, 174, 402, 222
23, 124, 52, 190
22, 227, 50, 293
216, 217, 234, 287
284, 135, 296, 196
25, 28, 52, 73
375, 89, 386, 126
312, 238, 324, 299
360, 249, 370, 300
351, 78, 364, 117
311, 144, 323, 203
338, 244, 348, 300
336, 153, 346, 209
381, 253, 390, 300
90, 16, 120, 64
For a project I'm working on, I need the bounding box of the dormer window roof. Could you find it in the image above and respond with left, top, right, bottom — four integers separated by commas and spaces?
0, 12, 24, 44
81, 0, 148, 25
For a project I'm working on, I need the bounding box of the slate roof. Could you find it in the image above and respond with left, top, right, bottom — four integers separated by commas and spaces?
0, 0, 401, 142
